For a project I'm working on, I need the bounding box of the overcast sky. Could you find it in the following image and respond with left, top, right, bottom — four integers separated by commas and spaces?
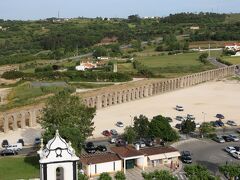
1, 0, 240, 20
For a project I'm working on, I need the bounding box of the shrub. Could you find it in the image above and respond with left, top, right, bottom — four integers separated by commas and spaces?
1, 71, 24, 79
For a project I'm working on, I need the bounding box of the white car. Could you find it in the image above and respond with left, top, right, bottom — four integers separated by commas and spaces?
227, 120, 237, 126
195, 123, 200, 128
134, 141, 146, 148
176, 116, 184, 121
116, 121, 124, 127
176, 105, 184, 111
6, 143, 22, 152
228, 134, 239, 142
110, 129, 118, 136
225, 146, 236, 154
232, 151, 240, 159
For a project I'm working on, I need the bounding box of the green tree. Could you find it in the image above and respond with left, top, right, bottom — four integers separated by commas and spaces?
219, 164, 240, 180
181, 119, 196, 134
41, 91, 96, 152
133, 115, 150, 138
93, 47, 107, 58
199, 122, 215, 137
184, 164, 217, 180
149, 115, 178, 141
198, 53, 208, 64
78, 173, 89, 180
142, 170, 177, 180
114, 171, 126, 180
98, 172, 112, 180
123, 126, 137, 144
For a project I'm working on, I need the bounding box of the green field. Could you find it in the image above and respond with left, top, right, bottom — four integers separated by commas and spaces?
117, 63, 137, 73
138, 52, 215, 77
0, 156, 39, 180
223, 56, 240, 65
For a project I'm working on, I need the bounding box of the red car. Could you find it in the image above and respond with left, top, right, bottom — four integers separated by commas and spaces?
102, 130, 111, 136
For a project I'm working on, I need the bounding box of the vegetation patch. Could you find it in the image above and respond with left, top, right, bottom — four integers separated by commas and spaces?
0, 156, 39, 180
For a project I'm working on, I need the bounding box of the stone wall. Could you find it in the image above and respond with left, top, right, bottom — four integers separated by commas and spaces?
0, 65, 236, 133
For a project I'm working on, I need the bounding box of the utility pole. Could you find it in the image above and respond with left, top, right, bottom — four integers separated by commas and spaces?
208, 42, 211, 58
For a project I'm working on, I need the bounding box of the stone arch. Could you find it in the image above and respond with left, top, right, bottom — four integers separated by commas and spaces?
16, 113, 22, 128
56, 167, 64, 180
7, 115, 15, 131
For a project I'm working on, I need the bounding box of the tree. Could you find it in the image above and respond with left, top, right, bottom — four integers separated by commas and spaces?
93, 47, 107, 58
123, 126, 137, 144
78, 173, 89, 180
184, 164, 217, 180
198, 53, 208, 64
114, 171, 126, 180
98, 172, 112, 180
149, 115, 179, 141
142, 170, 177, 180
133, 115, 150, 138
41, 91, 96, 152
199, 122, 215, 137
219, 164, 240, 180
181, 119, 196, 134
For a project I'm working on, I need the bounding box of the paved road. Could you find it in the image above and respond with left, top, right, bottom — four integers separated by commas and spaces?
207, 57, 227, 68
176, 138, 240, 177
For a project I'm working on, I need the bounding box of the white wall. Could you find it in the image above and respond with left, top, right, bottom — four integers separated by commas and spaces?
86, 160, 122, 177
42, 162, 75, 180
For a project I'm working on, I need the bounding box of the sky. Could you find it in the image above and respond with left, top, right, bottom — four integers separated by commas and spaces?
0, 0, 240, 20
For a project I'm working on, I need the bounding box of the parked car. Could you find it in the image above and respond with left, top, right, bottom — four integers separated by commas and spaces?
195, 123, 201, 128
226, 120, 237, 126
176, 116, 184, 121
85, 142, 96, 154
110, 129, 118, 136
187, 114, 195, 120
1, 149, 18, 156
225, 146, 236, 154
34, 137, 41, 145
116, 121, 124, 127
144, 139, 154, 147
176, 105, 184, 111
175, 123, 182, 130
181, 151, 192, 164
213, 136, 225, 143
97, 145, 107, 152
228, 134, 239, 142
134, 140, 146, 148
102, 130, 111, 137
216, 120, 224, 127
236, 128, 240, 133
222, 135, 232, 142
234, 146, 240, 152
116, 138, 127, 147
216, 114, 225, 119
231, 151, 240, 159
212, 121, 220, 127
1, 139, 9, 148
17, 139, 24, 146
166, 117, 173, 122
109, 137, 116, 144
6, 143, 23, 152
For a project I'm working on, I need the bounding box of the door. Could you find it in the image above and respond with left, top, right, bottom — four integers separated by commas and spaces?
126, 159, 134, 169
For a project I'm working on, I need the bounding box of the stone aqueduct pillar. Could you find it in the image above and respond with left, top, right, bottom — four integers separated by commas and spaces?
0, 65, 237, 133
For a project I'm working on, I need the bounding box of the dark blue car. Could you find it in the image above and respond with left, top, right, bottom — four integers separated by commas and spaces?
216, 114, 225, 119
216, 120, 224, 127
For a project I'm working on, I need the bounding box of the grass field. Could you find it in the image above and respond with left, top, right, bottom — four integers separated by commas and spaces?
69, 82, 114, 89
0, 156, 39, 180
223, 56, 240, 65
117, 63, 137, 73
138, 52, 215, 77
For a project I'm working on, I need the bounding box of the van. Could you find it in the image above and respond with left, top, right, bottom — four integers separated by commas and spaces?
6, 143, 23, 151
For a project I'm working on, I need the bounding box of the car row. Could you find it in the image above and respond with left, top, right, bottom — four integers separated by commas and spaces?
213, 134, 239, 143
102, 129, 118, 137
84, 142, 107, 154
225, 146, 240, 159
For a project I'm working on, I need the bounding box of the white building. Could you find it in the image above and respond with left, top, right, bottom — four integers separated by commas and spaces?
38, 130, 79, 180
75, 62, 97, 71
225, 43, 240, 52
80, 145, 180, 178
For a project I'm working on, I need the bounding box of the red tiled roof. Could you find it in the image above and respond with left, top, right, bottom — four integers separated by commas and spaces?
110, 146, 144, 158
139, 146, 179, 156
225, 43, 240, 46
80, 152, 121, 165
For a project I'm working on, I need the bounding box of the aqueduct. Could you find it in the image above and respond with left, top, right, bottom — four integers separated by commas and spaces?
0, 65, 237, 133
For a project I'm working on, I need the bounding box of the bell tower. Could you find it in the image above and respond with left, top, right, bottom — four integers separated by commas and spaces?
38, 130, 79, 180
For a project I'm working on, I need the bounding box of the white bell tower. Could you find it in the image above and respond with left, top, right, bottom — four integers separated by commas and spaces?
38, 130, 79, 180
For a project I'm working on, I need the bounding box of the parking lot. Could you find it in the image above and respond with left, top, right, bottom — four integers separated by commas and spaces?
176, 138, 240, 176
